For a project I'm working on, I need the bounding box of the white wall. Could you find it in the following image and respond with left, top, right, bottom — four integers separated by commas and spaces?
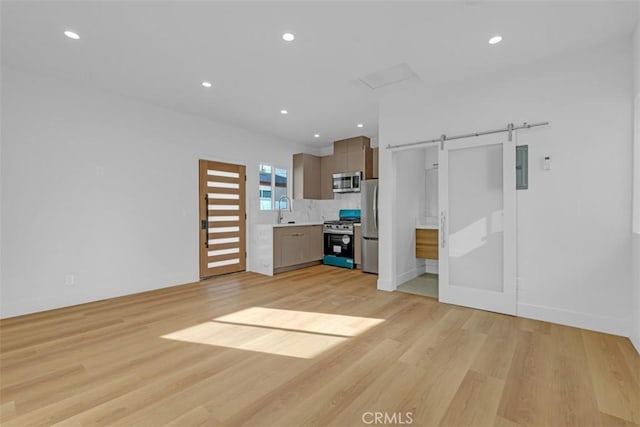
379, 39, 634, 336
393, 148, 427, 284
631, 16, 640, 353
0, 65, 315, 318
634, 17, 640, 235
0, 3, 4, 315
635, 16, 640, 99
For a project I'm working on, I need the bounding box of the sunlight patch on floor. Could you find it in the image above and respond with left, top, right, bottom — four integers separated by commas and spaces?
214, 307, 384, 336
161, 307, 385, 359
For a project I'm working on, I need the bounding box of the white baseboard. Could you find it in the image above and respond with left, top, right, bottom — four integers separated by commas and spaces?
424, 260, 438, 275
0, 276, 196, 319
517, 302, 629, 337
377, 278, 395, 292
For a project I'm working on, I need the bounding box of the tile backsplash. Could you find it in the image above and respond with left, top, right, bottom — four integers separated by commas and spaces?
286, 193, 361, 223
250, 193, 361, 224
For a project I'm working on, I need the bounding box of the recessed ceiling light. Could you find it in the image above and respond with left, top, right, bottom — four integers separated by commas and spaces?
357, 123, 364, 128
201, 81, 212, 88
282, 33, 295, 42
64, 30, 80, 40
488, 35, 502, 45
280, 110, 288, 115
314, 134, 320, 138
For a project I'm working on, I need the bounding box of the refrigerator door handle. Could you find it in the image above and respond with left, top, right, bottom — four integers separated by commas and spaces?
373, 184, 378, 232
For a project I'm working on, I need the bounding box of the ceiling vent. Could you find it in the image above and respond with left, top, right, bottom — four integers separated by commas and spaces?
359, 63, 420, 90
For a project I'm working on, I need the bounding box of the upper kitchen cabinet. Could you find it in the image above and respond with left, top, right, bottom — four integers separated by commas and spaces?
372, 147, 379, 179
332, 137, 350, 172
320, 155, 334, 199
293, 153, 322, 199
293, 136, 373, 201
333, 136, 374, 179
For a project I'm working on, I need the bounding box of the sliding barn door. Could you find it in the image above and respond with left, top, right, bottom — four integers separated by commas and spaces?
438, 134, 516, 315
199, 160, 246, 278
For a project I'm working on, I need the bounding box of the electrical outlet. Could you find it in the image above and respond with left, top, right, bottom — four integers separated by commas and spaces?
65, 274, 75, 285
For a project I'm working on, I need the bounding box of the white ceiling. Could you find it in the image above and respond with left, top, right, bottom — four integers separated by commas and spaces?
2, 1, 638, 148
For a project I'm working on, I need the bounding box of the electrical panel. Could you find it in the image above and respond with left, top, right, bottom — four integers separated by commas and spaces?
516, 145, 528, 190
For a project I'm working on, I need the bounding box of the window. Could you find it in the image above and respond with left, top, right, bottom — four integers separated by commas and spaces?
259, 164, 288, 210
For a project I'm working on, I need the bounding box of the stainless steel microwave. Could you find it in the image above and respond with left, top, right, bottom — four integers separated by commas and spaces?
332, 171, 362, 193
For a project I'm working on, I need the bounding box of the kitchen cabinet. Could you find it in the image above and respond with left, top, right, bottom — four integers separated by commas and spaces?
332, 139, 349, 174
293, 135, 373, 201
347, 151, 363, 172
273, 225, 323, 272
354, 225, 362, 268
372, 147, 379, 179
320, 155, 334, 199
333, 139, 350, 154
293, 153, 321, 199
333, 151, 348, 173
416, 228, 438, 260
333, 136, 373, 179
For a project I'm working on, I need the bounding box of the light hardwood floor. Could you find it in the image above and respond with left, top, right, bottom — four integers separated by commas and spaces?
1, 265, 638, 426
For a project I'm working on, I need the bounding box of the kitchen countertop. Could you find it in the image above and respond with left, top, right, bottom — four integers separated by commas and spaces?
269, 222, 324, 228
416, 224, 439, 230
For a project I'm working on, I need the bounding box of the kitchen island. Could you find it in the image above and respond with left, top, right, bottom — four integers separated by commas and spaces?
251, 223, 324, 275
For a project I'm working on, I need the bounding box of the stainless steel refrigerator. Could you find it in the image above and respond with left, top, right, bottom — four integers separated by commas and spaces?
361, 179, 378, 274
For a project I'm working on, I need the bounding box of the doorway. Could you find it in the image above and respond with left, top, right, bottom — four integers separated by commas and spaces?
199, 160, 247, 278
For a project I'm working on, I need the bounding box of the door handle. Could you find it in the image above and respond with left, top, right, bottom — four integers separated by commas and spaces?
440, 211, 446, 249
373, 184, 378, 232
203, 194, 209, 248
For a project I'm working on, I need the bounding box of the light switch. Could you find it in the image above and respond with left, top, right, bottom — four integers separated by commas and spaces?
543, 155, 552, 170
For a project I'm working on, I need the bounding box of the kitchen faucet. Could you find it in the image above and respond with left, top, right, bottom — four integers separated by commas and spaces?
277, 195, 292, 224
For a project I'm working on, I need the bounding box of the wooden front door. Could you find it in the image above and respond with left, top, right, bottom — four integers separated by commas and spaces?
199, 160, 246, 278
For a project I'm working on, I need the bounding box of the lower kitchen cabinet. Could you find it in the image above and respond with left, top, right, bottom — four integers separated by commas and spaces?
273, 225, 323, 273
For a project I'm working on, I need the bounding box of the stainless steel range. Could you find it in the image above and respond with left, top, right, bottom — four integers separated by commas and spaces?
323, 209, 360, 269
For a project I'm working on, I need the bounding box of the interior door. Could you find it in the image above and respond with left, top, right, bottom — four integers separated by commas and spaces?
438, 134, 516, 315
199, 160, 246, 278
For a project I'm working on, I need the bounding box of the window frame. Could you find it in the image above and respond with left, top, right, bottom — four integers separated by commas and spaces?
259, 163, 289, 211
